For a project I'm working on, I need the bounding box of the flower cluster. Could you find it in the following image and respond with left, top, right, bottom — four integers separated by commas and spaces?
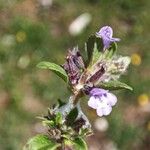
62, 26, 131, 117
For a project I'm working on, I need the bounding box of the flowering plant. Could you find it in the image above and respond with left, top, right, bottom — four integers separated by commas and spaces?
24, 26, 132, 150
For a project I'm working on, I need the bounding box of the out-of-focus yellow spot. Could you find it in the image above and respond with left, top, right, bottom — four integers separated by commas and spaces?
138, 94, 149, 106
131, 53, 141, 66
147, 121, 150, 131
16, 31, 26, 43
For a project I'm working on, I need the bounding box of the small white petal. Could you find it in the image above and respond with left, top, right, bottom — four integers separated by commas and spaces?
96, 105, 112, 117
106, 93, 117, 106
102, 105, 112, 116
100, 96, 110, 105
88, 96, 99, 109
96, 107, 103, 117
97, 99, 108, 108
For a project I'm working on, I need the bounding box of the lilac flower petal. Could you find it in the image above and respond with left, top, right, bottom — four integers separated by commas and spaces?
90, 88, 108, 96
103, 37, 120, 49
110, 37, 121, 42
98, 26, 113, 38
102, 38, 112, 49
106, 93, 117, 106
96, 26, 120, 49
88, 96, 99, 109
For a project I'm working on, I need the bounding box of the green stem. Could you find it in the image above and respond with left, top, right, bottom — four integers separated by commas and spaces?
72, 92, 81, 105
61, 140, 65, 150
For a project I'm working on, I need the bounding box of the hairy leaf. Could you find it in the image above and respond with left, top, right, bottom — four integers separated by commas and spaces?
98, 80, 133, 91
37, 61, 68, 82
23, 135, 60, 150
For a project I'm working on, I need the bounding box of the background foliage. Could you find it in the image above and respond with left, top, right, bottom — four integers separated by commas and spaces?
0, 0, 150, 149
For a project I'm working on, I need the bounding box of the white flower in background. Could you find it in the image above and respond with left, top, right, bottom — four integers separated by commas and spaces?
38, 0, 53, 7
69, 13, 92, 36
94, 117, 109, 132
17, 55, 30, 69
1, 34, 15, 47
105, 141, 118, 150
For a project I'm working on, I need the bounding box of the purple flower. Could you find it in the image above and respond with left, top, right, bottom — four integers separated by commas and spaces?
88, 88, 117, 117
96, 26, 120, 49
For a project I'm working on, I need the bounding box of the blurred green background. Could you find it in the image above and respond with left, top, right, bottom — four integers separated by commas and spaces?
0, 0, 150, 150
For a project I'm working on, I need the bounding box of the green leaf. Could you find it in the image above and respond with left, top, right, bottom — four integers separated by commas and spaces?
66, 107, 78, 126
72, 137, 88, 150
98, 80, 133, 91
55, 112, 62, 125
23, 135, 60, 150
85, 35, 103, 65
37, 61, 68, 83
107, 42, 117, 58
42, 120, 55, 128
90, 42, 102, 65
103, 42, 117, 59
79, 128, 93, 137
57, 99, 66, 107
